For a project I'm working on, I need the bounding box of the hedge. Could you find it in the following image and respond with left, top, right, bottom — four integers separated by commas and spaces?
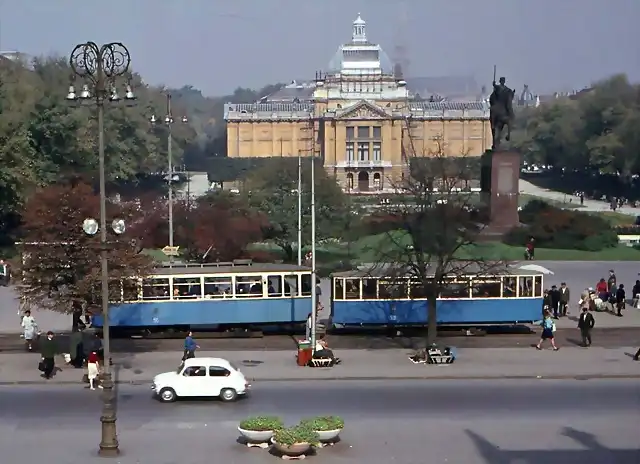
504, 200, 619, 251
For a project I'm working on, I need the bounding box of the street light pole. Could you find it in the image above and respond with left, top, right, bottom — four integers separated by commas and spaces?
297, 150, 302, 266
310, 153, 317, 351
67, 41, 135, 457
149, 95, 188, 267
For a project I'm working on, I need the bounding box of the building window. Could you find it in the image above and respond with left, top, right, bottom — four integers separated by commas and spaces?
346, 142, 355, 161
372, 126, 382, 139
373, 173, 382, 190
357, 142, 369, 161
372, 142, 381, 161
357, 126, 369, 139
346, 127, 354, 140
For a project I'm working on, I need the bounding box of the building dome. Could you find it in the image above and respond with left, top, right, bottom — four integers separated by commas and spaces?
327, 15, 394, 76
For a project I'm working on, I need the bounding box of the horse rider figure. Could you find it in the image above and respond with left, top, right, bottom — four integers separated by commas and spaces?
489, 76, 515, 150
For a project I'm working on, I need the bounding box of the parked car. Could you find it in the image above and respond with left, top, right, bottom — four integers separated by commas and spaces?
151, 357, 250, 403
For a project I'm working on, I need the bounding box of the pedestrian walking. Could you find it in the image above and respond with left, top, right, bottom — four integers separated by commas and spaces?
20, 310, 38, 351
559, 282, 570, 317
39, 331, 57, 379
577, 307, 595, 347
87, 351, 102, 390
183, 331, 199, 360
615, 284, 626, 317
549, 285, 561, 319
536, 311, 559, 351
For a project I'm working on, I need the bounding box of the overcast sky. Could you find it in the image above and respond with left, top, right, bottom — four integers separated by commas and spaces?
1, 0, 638, 96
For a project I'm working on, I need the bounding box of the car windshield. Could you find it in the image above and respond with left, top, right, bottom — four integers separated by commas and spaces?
176, 362, 185, 374
228, 362, 239, 372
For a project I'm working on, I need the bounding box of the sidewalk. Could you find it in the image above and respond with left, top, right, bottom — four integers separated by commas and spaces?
520, 179, 637, 215
0, 348, 638, 385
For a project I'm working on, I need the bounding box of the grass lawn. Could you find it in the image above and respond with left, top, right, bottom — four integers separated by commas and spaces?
587, 211, 636, 227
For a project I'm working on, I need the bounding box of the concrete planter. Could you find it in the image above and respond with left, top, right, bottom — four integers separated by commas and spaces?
271, 438, 311, 456
237, 427, 274, 443
315, 428, 342, 442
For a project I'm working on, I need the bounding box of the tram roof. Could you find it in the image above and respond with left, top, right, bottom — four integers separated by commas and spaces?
150, 263, 311, 276
331, 262, 544, 278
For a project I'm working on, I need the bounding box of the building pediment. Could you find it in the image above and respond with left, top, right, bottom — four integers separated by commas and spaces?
336, 101, 388, 120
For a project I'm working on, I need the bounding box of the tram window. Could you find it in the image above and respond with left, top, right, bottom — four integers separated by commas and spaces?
362, 279, 377, 299
534, 276, 543, 297
471, 279, 501, 298
334, 279, 344, 300
519, 276, 533, 297
142, 278, 170, 300
300, 274, 312, 296
379, 280, 408, 299
409, 280, 434, 299
440, 280, 470, 299
345, 278, 361, 299
204, 276, 232, 298
282, 276, 295, 296
502, 277, 517, 297
267, 275, 283, 297
173, 277, 202, 299
236, 275, 263, 297
122, 279, 140, 302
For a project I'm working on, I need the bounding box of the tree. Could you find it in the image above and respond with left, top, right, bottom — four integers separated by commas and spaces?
368, 139, 506, 344
244, 157, 348, 262
131, 191, 264, 262
17, 182, 154, 314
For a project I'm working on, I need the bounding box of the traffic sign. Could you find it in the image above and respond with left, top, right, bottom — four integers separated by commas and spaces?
162, 246, 180, 256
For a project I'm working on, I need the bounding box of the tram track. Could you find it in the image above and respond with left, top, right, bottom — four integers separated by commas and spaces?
0, 327, 638, 353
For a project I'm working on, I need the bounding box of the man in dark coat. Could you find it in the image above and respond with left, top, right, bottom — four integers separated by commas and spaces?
39, 331, 57, 379
559, 282, 570, 317
549, 285, 561, 319
577, 307, 595, 347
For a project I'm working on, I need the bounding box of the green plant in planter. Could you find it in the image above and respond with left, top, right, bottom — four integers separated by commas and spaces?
239, 416, 284, 431
274, 425, 319, 446
300, 415, 345, 431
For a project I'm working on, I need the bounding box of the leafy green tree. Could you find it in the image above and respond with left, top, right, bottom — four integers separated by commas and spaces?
244, 157, 347, 262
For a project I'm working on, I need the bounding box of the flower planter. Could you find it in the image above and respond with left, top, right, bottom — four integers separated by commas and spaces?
314, 428, 342, 447
238, 427, 274, 448
271, 438, 311, 456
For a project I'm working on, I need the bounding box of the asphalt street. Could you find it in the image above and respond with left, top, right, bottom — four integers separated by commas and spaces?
0, 380, 637, 463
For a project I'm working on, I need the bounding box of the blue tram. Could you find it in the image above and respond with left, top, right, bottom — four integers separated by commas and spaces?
330, 267, 544, 328
92, 263, 313, 333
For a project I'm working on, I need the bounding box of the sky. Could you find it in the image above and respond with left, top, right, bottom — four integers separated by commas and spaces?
1, 0, 638, 97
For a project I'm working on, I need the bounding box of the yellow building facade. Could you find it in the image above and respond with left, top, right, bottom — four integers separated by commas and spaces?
224, 15, 491, 193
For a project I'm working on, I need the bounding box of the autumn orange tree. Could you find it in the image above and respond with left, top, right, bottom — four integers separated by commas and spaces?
17, 181, 154, 314
131, 191, 265, 262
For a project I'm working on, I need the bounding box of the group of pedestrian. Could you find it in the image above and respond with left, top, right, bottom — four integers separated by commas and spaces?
543, 282, 571, 319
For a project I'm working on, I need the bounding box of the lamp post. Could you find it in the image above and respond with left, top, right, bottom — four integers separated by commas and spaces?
66, 41, 135, 457
310, 154, 318, 351
149, 95, 188, 266
297, 150, 303, 266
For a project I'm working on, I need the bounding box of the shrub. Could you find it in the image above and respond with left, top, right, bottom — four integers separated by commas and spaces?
300, 416, 344, 431
274, 425, 319, 446
504, 199, 618, 251
239, 416, 284, 431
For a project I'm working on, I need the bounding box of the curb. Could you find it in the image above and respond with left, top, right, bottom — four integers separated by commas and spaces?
2, 373, 640, 386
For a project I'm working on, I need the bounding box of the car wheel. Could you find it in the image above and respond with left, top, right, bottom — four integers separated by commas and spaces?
220, 388, 237, 402
158, 387, 177, 403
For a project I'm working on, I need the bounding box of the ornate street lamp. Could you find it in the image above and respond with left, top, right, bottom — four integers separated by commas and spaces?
67, 41, 135, 457
149, 95, 188, 265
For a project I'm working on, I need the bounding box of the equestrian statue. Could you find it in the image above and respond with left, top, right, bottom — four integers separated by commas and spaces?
489, 69, 515, 150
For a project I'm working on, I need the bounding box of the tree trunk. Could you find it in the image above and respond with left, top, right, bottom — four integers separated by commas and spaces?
427, 296, 437, 345
279, 243, 294, 263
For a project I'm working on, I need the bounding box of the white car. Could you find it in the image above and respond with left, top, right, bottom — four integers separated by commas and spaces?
151, 357, 250, 403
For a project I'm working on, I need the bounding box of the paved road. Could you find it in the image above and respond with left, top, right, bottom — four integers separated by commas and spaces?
1, 326, 639, 353
0, 380, 637, 463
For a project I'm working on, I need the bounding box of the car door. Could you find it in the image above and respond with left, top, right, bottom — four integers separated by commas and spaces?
178, 365, 208, 396
208, 365, 231, 396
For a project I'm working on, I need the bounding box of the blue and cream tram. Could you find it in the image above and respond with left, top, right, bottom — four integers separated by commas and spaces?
330, 267, 544, 328
92, 262, 313, 333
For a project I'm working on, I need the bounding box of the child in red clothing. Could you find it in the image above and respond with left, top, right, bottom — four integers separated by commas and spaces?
87, 351, 102, 390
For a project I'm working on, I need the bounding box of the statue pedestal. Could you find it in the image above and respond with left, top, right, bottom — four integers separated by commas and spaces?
479, 149, 520, 236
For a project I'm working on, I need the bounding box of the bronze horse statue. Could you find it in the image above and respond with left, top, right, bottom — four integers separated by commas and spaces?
489, 77, 515, 150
